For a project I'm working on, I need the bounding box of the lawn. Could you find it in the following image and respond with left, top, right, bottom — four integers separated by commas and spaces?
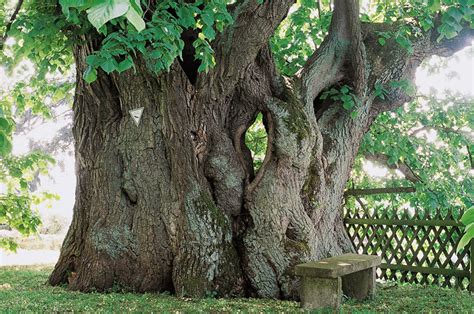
0, 265, 472, 313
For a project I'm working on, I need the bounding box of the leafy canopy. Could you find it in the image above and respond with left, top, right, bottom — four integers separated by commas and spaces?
57, 0, 233, 82
1, 0, 472, 83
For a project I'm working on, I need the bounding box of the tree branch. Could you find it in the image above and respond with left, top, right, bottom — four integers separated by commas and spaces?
342, 1, 366, 95
0, 0, 24, 51
468, 145, 473, 170
209, 0, 294, 95
430, 26, 474, 58
316, 0, 322, 18
410, 125, 474, 143
299, 0, 366, 104
366, 23, 473, 117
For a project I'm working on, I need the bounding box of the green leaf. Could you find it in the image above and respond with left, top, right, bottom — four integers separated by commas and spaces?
0, 238, 18, 252
10, 166, 22, 178
86, 0, 130, 31
0, 118, 12, 134
457, 223, 474, 252
100, 58, 119, 74
198, 61, 208, 73
387, 154, 398, 165
447, 7, 464, 23
428, 0, 441, 12
86, 54, 100, 66
20, 179, 28, 190
202, 25, 216, 40
178, 6, 196, 29
125, 5, 146, 32
437, 24, 458, 41
460, 207, 474, 226
59, 0, 87, 18
117, 57, 134, 72
16, 95, 26, 112
0, 132, 12, 156
395, 35, 413, 54
83, 65, 98, 83
420, 18, 434, 32
342, 99, 355, 110
341, 85, 350, 94
350, 111, 359, 119
378, 38, 386, 46
202, 12, 215, 27
129, 0, 143, 15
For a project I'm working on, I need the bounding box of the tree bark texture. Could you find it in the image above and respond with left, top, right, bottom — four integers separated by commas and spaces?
49, 0, 473, 299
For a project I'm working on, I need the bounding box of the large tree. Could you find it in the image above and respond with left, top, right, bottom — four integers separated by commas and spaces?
1, 0, 472, 298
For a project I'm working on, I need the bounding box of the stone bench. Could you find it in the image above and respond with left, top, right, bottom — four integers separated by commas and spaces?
295, 253, 381, 310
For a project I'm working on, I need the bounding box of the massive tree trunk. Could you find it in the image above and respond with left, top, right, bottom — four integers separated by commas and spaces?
49, 0, 472, 299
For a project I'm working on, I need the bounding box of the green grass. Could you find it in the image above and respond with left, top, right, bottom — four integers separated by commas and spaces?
0, 265, 472, 313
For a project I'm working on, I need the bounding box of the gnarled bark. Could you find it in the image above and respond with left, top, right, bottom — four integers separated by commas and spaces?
50, 0, 473, 299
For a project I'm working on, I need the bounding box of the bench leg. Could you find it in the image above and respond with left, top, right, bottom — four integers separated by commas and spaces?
300, 277, 342, 310
342, 266, 376, 300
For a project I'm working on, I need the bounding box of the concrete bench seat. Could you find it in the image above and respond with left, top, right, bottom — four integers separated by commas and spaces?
295, 253, 381, 310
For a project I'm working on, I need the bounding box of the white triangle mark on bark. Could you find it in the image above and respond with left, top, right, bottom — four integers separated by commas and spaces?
129, 107, 144, 126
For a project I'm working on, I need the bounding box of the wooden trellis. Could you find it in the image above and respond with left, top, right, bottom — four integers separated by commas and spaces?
344, 204, 472, 291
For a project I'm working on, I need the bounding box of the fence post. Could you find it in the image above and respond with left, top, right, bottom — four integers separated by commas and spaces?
471, 239, 474, 292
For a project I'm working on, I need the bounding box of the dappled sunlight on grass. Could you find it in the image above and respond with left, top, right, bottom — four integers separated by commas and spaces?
0, 266, 472, 312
